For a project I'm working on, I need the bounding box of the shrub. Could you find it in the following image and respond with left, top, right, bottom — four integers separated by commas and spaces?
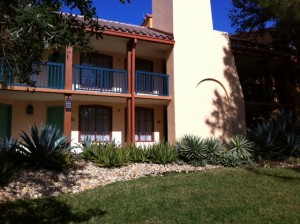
0, 137, 19, 163
204, 137, 225, 164
148, 142, 177, 165
0, 160, 14, 185
86, 142, 130, 167
226, 135, 253, 161
177, 135, 207, 163
0, 137, 19, 184
17, 124, 74, 170
247, 108, 300, 160
128, 145, 150, 163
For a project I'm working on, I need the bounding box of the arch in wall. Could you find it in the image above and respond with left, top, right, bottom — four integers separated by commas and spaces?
196, 78, 232, 140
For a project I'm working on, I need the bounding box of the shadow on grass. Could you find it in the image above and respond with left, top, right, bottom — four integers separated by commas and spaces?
245, 167, 300, 183
0, 196, 106, 224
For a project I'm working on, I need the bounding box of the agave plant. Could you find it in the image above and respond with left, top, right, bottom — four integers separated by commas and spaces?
177, 135, 207, 163
0, 160, 14, 185
86, 142, 130, 167
0, 137, 19, 162
128, 144, 150, 163
148, 142, 177, 165
18, 124, 74, 170
204, 137, 225, 164
226, 135, 253, 161
0, 137, 18, 184
247, 108, 300, 160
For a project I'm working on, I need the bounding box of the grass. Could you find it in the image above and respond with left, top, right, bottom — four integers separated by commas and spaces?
1, 167, 300, 223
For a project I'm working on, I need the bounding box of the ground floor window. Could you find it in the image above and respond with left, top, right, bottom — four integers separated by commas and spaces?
135, 108, 154, 142
79, 105, 112, 142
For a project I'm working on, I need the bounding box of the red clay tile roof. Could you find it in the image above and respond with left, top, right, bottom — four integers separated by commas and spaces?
98, 19, 174, 40
75, 15, 174, 41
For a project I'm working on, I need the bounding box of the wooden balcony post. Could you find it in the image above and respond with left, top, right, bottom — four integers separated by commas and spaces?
64, 94, 72, 139
126, 39, 137, 143
65, 46, 73, 90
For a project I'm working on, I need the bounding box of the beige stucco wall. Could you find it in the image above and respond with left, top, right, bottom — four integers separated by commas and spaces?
73, 50, 163, 73
1, 97, 166, 145
0, 99, 63, 139
153, 0, 246, 141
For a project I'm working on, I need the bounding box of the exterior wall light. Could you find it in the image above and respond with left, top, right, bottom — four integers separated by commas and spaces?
65, 95, 72, 112
26, 104, 34, 115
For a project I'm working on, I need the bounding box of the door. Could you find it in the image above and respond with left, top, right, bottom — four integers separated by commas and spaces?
0, 104, 12, 138
47, 106, 64, 132
48, 53, 65, 88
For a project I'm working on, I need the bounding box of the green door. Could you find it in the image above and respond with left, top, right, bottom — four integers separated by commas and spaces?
0, 104, 12, 139
47, 106, 64, 132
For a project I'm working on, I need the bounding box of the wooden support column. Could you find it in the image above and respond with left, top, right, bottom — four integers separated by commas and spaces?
126, 44, 132, 143
64, 46, 73, 140
126, 99, 132, 143
64, 94, 72, 138
65, 46, 73, 90
126, 39, 137, 143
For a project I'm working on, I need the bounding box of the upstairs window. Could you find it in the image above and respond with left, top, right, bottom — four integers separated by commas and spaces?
80, 53, 113, 89
81, 53, 113, 68
136, 58, 153, 72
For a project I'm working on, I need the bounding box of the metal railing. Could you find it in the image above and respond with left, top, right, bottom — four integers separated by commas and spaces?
0, 62, 65, 89
136, 71, 169, 96
73, 65, 128, 93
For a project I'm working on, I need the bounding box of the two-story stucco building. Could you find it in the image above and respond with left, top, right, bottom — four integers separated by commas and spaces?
0, 0, 247, 145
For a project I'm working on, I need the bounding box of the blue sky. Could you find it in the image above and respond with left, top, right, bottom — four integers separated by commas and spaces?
89, 0, 234, 33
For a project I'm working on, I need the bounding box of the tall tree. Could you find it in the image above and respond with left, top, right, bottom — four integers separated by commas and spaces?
0, 0, 129, 86
229, 0, 300, 54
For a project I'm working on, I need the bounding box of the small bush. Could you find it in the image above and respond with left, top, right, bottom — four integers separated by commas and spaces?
148, 142, 177, 165
128, 145, 150, 163
226, 135, 253, 161
177, 135, 207, 163
0, 137, 19, 184
204, 137, 225, 164
17, 124, 74, 170
86, 142, 130, 167
0, 160, 14, 185
247, 108, 300, 160
0, 137, 19, 162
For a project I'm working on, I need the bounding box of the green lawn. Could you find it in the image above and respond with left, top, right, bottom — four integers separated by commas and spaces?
1, 167, 300, 224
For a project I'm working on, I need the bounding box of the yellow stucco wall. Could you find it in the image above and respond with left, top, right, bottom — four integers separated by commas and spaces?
0, 97, 166, 145
73, 50, 164, 73
153, 0, 246, 141
0, 99, 63, 139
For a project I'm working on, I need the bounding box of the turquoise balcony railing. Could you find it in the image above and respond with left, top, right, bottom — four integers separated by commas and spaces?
73, 65, 128, 93
136, 71, 169, 96
0, 62, 65, 89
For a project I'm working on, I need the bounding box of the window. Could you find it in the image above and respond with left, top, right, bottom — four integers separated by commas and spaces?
81, 53, 113, 68
136, 58, 153, 72
79, 106, 112, 142
135, 108, 154, 141
80, 53, 113, 89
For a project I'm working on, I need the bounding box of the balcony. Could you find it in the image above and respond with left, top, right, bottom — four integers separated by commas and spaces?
0, 62, 65, 89
73, 65, 169, 96
136, 71, 169, 96
1, 62, 170, 97
73, 65, 128, 93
